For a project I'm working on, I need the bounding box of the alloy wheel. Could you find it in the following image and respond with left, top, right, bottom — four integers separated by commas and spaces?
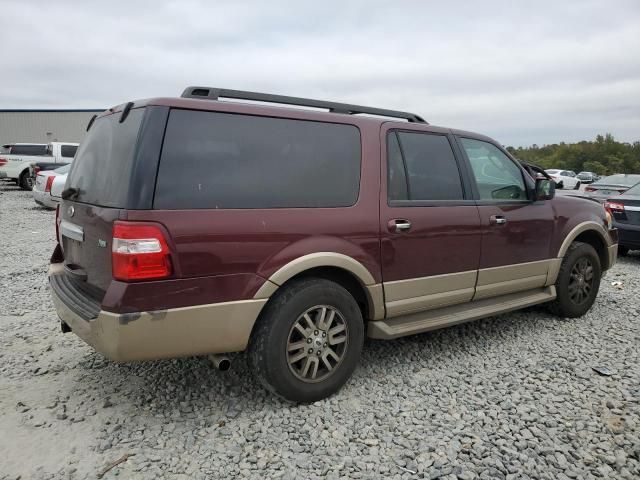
286, 305, 348, 383
568, 257, 594, 305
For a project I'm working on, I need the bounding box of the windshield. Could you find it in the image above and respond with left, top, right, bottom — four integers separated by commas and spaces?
595, 174, 640, 186
65, 108, 144, 208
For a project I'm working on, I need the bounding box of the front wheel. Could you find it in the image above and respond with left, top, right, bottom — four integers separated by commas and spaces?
249, 278, 364, 403
549, 241, 601, 318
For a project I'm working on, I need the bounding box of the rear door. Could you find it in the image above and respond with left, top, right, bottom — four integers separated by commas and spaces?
380, 125, 482, 318
456, 136, 555, 300
60, 107, 149, 294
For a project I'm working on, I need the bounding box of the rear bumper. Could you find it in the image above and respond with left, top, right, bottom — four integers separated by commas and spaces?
33, 189, 58, 209
49, 264, 266, 362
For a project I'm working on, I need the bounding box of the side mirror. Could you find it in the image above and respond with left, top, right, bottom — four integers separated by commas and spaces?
535, 178, 555, 201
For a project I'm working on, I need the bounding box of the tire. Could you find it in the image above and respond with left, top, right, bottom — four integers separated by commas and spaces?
249, 278, 364, 403
557, 181, 564, 189
18, 170, 33, 191
574, 181, 581, 190
618, 245, 629, 256
548, 241, 601, 318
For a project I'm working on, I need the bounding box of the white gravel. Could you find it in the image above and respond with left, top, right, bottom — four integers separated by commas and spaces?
1, 180, 639, 480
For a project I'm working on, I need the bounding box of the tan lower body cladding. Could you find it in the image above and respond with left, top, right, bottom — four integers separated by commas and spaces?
382, 259, 555, 318
51, 282, 267, 362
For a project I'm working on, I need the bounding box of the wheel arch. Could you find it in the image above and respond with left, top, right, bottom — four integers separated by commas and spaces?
254, 253, 384, 321
548, 222, 612, 284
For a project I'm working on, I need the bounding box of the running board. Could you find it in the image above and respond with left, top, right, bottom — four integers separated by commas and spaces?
368, 286, 556, 340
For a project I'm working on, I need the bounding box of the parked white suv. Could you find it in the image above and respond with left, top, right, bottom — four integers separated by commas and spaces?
0, 142, 78, 190
545, 169, 581, 189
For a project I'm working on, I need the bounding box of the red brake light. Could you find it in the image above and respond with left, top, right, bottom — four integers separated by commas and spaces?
604, 201, 625, 212
34, 166, 41, 176
0, 157, 7, 167
112, 221, 173, 281
584, 186, 596, 192
45, 175, 55, 193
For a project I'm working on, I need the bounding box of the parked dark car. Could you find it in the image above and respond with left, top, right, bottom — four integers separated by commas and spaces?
584, 174, 640, 202
49, 87, 618, 402
605, 181, 640, 255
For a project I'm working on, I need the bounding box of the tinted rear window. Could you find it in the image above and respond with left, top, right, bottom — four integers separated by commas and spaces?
154, 109, 361, 209
61, 145, 78, 158
11, 144, 48, 155
65, 108, 144, 208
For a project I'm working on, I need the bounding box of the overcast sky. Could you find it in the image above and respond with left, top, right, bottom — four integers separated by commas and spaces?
1, 0, 639, 146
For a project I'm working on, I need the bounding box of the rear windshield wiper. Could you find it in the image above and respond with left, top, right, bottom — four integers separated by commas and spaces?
61, 187, 80, 200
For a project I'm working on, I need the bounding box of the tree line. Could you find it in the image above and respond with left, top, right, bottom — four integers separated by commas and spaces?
506, 134, 640, 176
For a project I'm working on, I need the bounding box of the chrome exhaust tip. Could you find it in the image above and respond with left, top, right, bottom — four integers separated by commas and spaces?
209, 354, 231, 371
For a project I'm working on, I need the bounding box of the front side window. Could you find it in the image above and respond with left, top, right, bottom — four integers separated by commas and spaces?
460, 138, 527, 201
154, 110, 361, 209
387, 131, 464, 201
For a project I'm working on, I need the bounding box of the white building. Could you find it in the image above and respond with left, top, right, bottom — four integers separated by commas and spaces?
0, 109, 104, 146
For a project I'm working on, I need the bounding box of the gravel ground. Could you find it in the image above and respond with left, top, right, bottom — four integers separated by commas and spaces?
1, 180, 639, 480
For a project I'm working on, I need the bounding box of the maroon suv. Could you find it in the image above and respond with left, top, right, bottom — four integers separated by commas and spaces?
50, 87, 618, 402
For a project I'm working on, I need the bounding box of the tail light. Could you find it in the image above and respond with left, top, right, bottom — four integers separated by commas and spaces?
0, 157, 7, 166
34, 166, 41, 176
584, 186, 596, 192
112, 221, 173, 281
604, 201, 625, 212
45, 175, 55, 193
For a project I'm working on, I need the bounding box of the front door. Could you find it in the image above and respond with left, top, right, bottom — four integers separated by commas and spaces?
380, 125, 482, 318
456, 137, 555, 300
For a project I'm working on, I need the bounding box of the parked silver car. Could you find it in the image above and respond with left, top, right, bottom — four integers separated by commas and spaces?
32, 165, 70, 209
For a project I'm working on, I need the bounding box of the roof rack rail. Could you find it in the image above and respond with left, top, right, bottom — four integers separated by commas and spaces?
180, 86, 427, 123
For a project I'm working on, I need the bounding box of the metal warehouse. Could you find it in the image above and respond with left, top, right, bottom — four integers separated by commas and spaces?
0, 109, 103, 146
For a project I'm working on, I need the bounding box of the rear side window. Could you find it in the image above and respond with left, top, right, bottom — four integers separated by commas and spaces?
11, 144, 48, 155
388, 131, 464, 201
154, 109, 361, 209
65, 108, 144, 208
61, 145, 77, 158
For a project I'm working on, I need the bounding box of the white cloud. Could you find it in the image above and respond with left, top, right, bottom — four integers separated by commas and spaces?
1, 0, 639, 146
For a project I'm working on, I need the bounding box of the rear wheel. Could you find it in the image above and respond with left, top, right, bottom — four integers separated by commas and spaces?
18, 170, 33, 191
249, 278, 364, 402
549, 241, 601, 318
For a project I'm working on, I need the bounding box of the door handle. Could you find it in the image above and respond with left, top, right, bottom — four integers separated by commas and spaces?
490, 215, 507, 226
388, 219, 412, 233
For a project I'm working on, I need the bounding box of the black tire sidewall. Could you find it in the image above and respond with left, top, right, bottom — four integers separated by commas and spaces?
555, 243, 601, 317
19, 171, 32, 191
251, 279, 364, 403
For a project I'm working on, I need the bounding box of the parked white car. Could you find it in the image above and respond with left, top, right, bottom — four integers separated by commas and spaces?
544, 169, 581, 189
32, 165, 69, 209
0, 142, 78, 190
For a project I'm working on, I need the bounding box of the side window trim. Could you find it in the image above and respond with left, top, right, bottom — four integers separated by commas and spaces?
386, 129, 471, 205
454, 135, 533, 203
